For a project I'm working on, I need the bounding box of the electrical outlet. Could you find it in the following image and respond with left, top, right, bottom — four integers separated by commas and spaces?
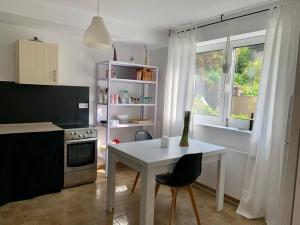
79, 103, 88, 109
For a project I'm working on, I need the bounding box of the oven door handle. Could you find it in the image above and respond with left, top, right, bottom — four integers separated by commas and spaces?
65, 138, 98, 144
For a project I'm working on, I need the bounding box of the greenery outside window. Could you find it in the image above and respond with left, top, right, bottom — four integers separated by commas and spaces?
193, 31, 266, 130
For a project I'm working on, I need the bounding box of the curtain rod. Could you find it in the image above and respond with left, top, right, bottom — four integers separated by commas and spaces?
169, 7, 275, 36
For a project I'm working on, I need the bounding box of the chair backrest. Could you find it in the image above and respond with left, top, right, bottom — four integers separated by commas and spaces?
168, 153, 203, 187
135, 130, 153, 142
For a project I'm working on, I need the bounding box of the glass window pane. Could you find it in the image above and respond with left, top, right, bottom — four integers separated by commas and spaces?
230, 44, 264, 120
193, 50, 225, 116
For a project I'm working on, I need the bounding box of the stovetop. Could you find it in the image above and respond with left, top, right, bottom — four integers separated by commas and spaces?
55, 123, 92, 130
55, 123, 97, 140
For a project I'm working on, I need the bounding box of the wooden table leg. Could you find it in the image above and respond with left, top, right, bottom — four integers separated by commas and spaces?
216, 153, 225, 212
106, 150, 116, 212
140, 168, 156, 225
131, 172, 140, 193
155, 183, 160, 198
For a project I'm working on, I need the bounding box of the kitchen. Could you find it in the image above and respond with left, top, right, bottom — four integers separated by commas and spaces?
1, 1, 300, 225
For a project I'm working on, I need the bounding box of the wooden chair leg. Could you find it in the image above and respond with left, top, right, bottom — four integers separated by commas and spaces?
169, 188, 177, 225
187, 186, 201, 225
170, 187, 174, 196
174, 187, 177, 209
155, 183, 160, 198
131, 172, 140, 193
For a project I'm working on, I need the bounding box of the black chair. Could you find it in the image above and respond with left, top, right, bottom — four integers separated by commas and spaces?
155, 153, 203, 225
131, 130, 153, 193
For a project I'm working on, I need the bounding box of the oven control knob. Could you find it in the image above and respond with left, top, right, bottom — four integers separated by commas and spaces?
79, 134, 83, 138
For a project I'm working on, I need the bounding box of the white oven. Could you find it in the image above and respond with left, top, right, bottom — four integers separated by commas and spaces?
64, 138, 97, 173
59, 125, 98, 188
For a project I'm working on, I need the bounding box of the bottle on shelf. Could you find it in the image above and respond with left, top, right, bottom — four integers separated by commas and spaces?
249, 113, 254, 131
225, 117, 229, 127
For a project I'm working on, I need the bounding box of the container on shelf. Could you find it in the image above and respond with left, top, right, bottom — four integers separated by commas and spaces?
114, 94, 119, 104
110, 94, 115, 104
98, 86, 108, 104
142, 96, 152, 104
130, 118, 152, 124
129, 94, 140, 104
106, 69, 116, 78
110, 93, 119, 104
142, 68, 153, 81
109, 120, 119, 126
136, 69, 143, 80
116, 115, 129, 123
119, 90, 129, 104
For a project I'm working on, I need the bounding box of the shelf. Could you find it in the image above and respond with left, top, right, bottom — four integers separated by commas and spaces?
97, 77, 156, 84
97, 103, 156, 107
111, 103, 156, 107
96, 60, 158, 69
111, 78, 156, 84
98, 122, 155, 129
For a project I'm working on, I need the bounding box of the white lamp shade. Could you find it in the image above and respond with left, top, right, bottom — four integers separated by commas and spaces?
83, 16, 112, 49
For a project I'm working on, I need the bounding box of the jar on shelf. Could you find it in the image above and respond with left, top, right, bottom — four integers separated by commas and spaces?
142, 96, 152, 104
119, 90, 129, 104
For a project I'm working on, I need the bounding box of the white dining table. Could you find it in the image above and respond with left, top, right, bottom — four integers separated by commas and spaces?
106, 136, 226, 225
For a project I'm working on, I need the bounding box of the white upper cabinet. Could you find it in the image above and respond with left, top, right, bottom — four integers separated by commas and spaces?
15, 39, 58, 85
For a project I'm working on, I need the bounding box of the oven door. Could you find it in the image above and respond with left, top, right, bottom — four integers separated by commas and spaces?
64, 138, 97, 173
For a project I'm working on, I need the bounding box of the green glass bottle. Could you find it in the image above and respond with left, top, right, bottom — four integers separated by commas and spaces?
179, 111, 191, 147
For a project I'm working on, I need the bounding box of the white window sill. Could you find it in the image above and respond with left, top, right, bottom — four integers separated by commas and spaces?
198, 123, 252, 135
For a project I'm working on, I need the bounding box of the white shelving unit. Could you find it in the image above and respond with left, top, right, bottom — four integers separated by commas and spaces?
95, 60, 158, 171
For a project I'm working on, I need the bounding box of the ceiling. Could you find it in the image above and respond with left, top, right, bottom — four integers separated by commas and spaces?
44, 0, 277, 30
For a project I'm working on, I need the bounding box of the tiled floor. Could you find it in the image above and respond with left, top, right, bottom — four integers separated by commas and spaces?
0, 165, 266, 225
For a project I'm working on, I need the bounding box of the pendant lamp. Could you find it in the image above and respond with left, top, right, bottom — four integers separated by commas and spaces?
83, 0, 112, 49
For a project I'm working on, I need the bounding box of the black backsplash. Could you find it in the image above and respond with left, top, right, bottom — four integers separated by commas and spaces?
0, 82, 89, 125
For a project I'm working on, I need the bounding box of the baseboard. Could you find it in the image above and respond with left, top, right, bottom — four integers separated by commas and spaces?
193, 182, 240, 206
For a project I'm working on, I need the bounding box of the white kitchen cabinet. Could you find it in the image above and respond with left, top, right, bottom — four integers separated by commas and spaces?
15, 39, 58, 85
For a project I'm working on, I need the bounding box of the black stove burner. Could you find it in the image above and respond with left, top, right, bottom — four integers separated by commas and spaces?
55, 123, 90, 129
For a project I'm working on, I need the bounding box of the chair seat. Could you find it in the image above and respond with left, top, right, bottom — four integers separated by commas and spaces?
155, 172, 172, 185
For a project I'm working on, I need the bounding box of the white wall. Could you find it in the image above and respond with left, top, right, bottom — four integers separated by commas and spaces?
149, 11, 269, 200
0, 21, 145, 125
193, 126, 250, 199
149, 47, 168, 138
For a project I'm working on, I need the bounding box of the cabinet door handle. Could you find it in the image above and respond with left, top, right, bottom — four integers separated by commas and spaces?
53, 69, 56, 83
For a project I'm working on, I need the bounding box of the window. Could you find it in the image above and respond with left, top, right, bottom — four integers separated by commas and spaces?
194, 50, 225, 116
193, 31, 265, 130
230, 44, 264, 120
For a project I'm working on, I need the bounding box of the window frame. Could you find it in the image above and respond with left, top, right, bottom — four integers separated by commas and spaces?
194, 31, 266, 130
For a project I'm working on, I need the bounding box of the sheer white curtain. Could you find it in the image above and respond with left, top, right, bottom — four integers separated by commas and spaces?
162, 32, 196, 136
237, 2, 300, 224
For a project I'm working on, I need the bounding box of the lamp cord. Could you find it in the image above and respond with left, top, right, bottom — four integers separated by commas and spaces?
97, 0, 99, 16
